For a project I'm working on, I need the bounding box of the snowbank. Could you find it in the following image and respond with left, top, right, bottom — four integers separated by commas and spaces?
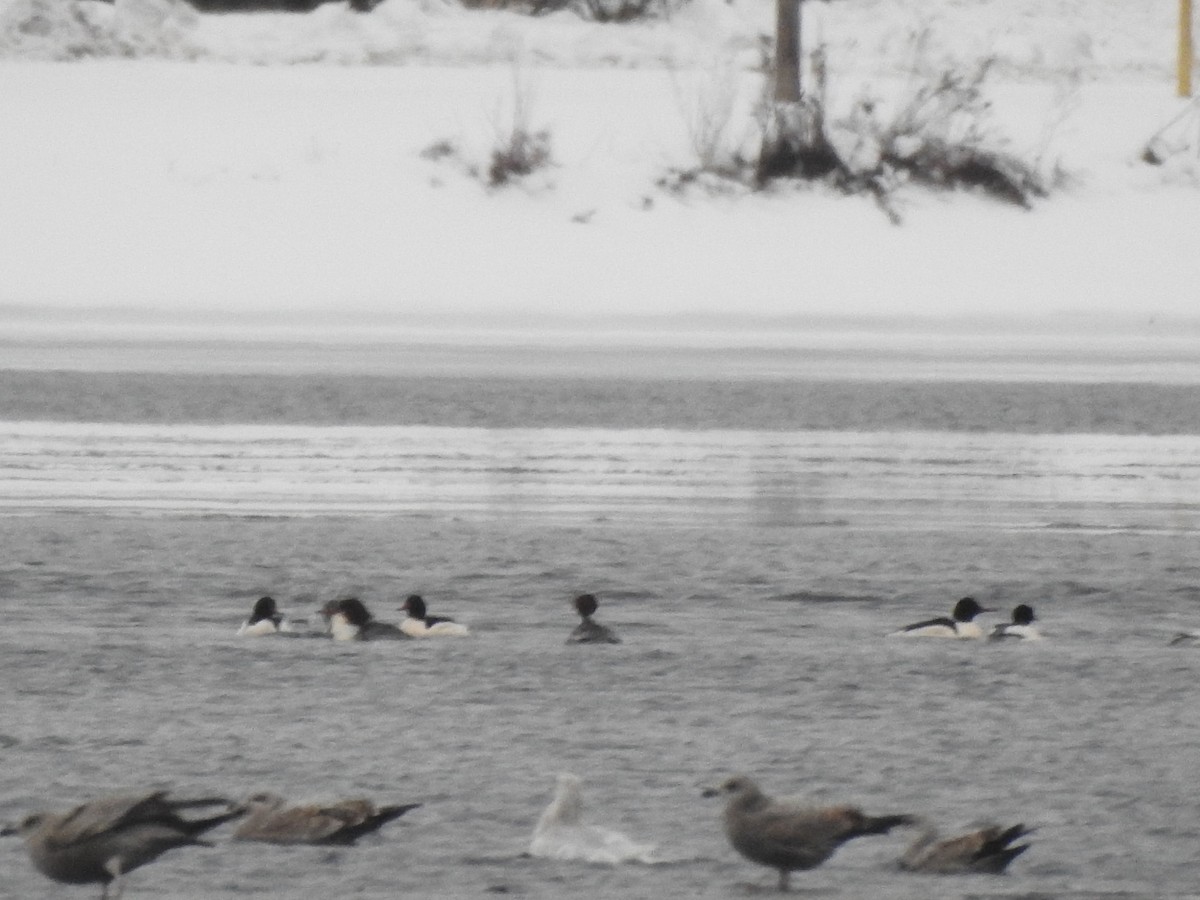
0, 0, 1195, 336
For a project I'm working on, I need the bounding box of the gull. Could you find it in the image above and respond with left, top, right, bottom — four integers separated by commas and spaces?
891, 597, 994, 638
232, 792, 421, 845
898, 819, 1032, 873
567, 593, 621, 644
399, 595, 469, 637
529, 773, 657, 864
990, 604, 1043, 641
704, 774, 913, 891
1, 790, 242, 899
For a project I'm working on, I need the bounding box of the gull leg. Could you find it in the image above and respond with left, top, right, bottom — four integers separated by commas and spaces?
103, 859, 125, 900
777, 868, 790, 891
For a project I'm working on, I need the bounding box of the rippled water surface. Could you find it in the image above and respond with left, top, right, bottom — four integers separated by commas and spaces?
1, 356, 1199, 900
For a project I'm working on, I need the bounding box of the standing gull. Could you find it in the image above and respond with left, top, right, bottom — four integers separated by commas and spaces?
898, 819, 1032, 873
1, 790, 243, 899
529, 773, 656, 864
891, 597, 993, 638
233, 792, 421, 845
704, 775, 913, 891
567, 593, 621, 644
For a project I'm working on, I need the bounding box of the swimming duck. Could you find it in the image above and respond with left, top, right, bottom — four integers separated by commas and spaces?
990, 604, 1043, 641
567, 593, 620, 644
892, 597, 993, 639
321, 598, 406, 641
236, 596, 293, 637
399, 595, 469, 637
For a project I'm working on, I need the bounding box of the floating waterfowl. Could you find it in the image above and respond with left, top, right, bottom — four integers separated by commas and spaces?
236, 596, 303, 637
990, 604, 1043, 641
892, 597, 993, 639
399, 595, 469, 637
703, 774, 912, 891
1, 790, 242, 900
321, 598, 406, 641
567, 593, 621, 644
233, 792, 421, 845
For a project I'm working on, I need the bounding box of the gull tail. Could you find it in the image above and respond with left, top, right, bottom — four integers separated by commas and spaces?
858, 813, 918, 836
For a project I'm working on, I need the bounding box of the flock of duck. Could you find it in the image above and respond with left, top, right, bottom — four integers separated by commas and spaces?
234, 591, 620, 644
236, 591, 1038, 644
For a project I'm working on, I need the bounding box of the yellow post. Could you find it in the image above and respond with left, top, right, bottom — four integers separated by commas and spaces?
1182, 0, 1195, 97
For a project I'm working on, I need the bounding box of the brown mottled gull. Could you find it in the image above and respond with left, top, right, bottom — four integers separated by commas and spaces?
898, 819, 1032, 874
704, 774, 913, 891
232, 792, 421, 845
0, 789, 242, 899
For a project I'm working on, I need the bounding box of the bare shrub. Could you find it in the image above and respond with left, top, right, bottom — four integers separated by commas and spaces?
487, 67, 554, 187
1142, 97, 1200, 186
671, 59, 748, 174
755, 35, 1056, 221
488, 128, 552, 185
457, 0, 682, 20
0, 0, 199, 59
577, 0, 659, 23
0, 0, 113, 58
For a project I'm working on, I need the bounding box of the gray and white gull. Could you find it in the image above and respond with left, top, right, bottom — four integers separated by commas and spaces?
529, 773, 656, 864
704, 774, 913, 891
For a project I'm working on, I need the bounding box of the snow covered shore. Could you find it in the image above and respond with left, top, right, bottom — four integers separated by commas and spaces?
0, 0, 1196, 337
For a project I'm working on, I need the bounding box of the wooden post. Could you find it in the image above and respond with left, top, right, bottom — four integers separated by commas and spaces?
775, 0, 802, 102
1182, 0, 1194, 97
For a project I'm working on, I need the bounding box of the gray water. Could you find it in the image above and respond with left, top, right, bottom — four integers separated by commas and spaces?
1, 349, 1199, 899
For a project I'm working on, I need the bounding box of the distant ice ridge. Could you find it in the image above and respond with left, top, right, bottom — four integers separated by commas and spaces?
2, 422, 1200, 532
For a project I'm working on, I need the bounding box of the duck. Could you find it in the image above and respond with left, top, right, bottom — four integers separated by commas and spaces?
891, 597, 993, 639
529, 773, 656, 864
399, 594, 469, 637
321, 598, 406, 641
990, 604, 1043, 641
233, 792, 421, 845
703, 774, 913, 891
236, 596, 295, 637
567, 593, 621, 644
898, 819, 1032, 874
1, 790, 243, 900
